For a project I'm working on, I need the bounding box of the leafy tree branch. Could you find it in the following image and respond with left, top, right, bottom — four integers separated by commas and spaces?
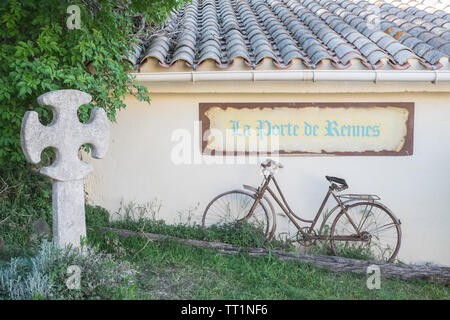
0, 0, 187, 167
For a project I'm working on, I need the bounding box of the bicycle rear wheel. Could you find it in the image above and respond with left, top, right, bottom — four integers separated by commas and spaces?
202, 190, 271, 244
330, 202, 401, 262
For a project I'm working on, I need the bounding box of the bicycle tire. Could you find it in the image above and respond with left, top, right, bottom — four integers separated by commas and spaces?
202, 190, 272, 244
330, 201, 401, 262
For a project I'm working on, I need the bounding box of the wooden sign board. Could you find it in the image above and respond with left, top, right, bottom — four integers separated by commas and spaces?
199, 103, 414, 156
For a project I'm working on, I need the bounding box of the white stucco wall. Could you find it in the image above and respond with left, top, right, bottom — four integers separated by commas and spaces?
84, 83, 450, 266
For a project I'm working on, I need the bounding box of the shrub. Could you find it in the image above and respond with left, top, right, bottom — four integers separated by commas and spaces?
0, 240, 136, 300
85, 205, 110, 228
0, 167, 52, 248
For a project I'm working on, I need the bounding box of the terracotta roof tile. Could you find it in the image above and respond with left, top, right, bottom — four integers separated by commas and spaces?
139, 0, 450, 70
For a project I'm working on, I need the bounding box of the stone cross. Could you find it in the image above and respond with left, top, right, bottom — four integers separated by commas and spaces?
21, 89, 110, 248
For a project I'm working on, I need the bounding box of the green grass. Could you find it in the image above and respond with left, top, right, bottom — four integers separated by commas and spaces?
88, 230, 449, 300
110, 218, 291, 250
1, 170, 448, 301
86, 203, 449, 300
107, 201, 290, 250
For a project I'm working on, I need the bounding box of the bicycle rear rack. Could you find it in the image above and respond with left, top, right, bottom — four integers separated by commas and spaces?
337, 194, 381, 201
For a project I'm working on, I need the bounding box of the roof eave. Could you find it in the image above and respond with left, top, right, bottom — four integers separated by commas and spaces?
132, 69, 450, 84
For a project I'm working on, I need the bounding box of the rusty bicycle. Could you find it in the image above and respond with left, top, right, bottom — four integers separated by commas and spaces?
202, 159, 402, 262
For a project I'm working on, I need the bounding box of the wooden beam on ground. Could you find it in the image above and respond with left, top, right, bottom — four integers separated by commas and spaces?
102, 227, 450, 284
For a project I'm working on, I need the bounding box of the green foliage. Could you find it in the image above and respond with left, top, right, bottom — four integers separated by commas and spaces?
0, 164, 108, 253
0, 166, 52, 248
0, 240, 136, 300
204, 221, 267, 248
85, 204, 110, 228
332, 244, 375, 260
108, 201, 289, 249
0, 0, 187, 167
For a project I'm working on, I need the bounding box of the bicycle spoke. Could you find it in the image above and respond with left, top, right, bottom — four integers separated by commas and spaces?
331, 202, 400, 262
202, 191, 271, 243
357, 204, 373, 231
367, 222, 397, 236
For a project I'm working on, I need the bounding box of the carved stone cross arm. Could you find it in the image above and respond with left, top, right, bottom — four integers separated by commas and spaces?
21, 90, 110, 181
20, 89, 110, 248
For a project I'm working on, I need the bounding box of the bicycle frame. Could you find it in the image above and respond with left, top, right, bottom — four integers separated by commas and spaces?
246, 173, 365, 242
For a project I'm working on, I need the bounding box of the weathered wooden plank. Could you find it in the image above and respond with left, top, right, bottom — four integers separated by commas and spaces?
102, 227, 450, 284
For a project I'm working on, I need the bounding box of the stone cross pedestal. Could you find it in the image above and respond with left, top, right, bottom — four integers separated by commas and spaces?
21, 90, 110, 248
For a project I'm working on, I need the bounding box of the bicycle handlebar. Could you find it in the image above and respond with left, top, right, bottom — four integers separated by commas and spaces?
261, 159, 284, 170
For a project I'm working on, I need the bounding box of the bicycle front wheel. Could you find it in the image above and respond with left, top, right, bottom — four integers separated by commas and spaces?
202, 190, 271, 244
330, 202, 401, 262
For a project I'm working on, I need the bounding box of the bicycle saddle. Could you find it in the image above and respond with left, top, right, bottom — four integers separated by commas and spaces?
326, 176, 348, 188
